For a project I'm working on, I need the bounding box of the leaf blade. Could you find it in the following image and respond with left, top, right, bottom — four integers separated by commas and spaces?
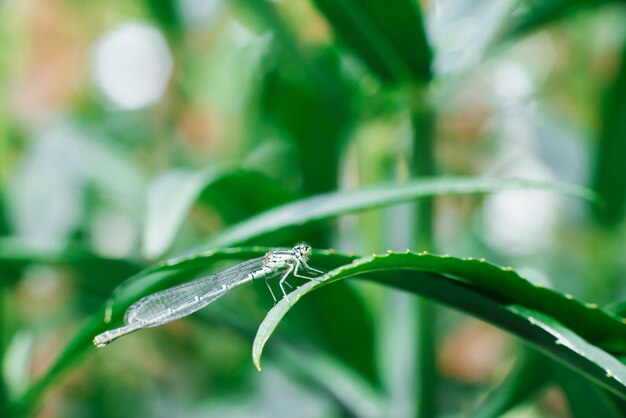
312, 0, 432, 83
252, 252, 626, 398
503, 0, 617, 40
143, 167, 297, 258
203, 177, 598, 249
591, 39, 626, 225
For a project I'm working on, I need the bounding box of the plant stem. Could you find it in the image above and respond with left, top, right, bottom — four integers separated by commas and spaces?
410, 87, 438, 418
0, 282, 8, 412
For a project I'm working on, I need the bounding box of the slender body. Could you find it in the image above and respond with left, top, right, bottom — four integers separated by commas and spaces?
93, 243, 322, 348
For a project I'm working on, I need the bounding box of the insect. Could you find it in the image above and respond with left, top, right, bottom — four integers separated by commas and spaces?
93, 243, 323, 347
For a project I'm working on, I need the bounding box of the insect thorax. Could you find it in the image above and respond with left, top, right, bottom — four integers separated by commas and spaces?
264, 250, 296, 270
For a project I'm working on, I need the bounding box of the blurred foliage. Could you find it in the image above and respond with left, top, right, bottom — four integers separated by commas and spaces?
311, 0, 432, 83
2, 0, 626, 417
592, 40, 626, 226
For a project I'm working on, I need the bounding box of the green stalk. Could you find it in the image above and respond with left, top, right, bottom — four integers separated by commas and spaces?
410, 87, 438, 418
0, 283, 8, 412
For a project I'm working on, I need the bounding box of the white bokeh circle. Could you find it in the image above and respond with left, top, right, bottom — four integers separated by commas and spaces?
91, 22, 173, 110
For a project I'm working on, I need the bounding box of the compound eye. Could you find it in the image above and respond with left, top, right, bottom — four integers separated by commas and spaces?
296, 242, 311, 255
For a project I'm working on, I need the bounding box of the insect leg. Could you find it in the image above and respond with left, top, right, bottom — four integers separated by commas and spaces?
278, 264, 295, 305
294, 261, 323, 283
264, 277, 277, 303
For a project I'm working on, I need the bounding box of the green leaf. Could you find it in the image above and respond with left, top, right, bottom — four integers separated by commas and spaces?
252, 251, 626, 398
428, 0, 518, 76
0, 190, 9, 236
0, 238, 141, 291
202, 177, 598, 248
591, 39, 626, 225
235, 0, 346, 116
471, 349, 553, 418
260, 46, 351, 195
277, 344, 387, 418
144, 167, 222, 259
142, 0, 183, 40
555, 363, 626, 418
503, 0, 617, 39
311, 0, 432, 83
198, 170, 298, 226
0, 283, 9, 408
143, 167, 297, 258
607, 300, 626, 317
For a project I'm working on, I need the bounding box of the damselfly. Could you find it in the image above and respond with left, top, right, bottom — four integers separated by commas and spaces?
93, 243, 323, 347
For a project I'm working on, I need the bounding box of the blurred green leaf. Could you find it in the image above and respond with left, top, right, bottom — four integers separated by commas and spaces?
261, 46, 352, 196
556, 362, 626, 418
607, 300, 626, 317
471, 349, 553, 418
503, 0, 618, 39
0, 191, 8, 236
277, 344, 387, 418
144, 168, 214, 259
6, 123, 146, 250
0, 238, 141, 292
2, 331, 34, 402
143, 167, 298, 258
428, 0, 518, 76
0, 198, 16, 284
311, 0, 432, 83
0, 284, 8, 408
591, 39, 626, 226
179, 306, 379, 417
202, 177, 598, 249
235, 0, 326, 81
253, 251, 626, 398
142, 0, 183, 39
198, 170, 298, 225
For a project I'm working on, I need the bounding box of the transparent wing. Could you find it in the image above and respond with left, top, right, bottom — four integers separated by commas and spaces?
123, 257, 267, 328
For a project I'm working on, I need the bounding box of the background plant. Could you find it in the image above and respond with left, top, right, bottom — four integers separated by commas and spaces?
1, 1, 626, 417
